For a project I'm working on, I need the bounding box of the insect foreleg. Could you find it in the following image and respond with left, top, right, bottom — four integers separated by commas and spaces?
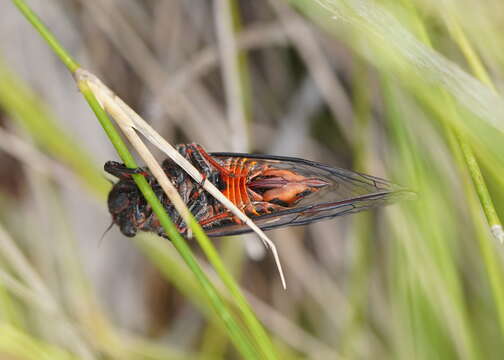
104, 161, 148, 178
178, 143, 234, 179
176, 143, 213, 180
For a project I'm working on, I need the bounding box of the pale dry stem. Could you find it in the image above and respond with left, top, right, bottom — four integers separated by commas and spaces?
75, 68, 286, 289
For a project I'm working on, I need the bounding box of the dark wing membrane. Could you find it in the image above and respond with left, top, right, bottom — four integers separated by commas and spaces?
206, 152, 414, 237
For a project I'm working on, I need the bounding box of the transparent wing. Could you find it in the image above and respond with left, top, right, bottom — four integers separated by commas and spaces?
204, 152, 414, 237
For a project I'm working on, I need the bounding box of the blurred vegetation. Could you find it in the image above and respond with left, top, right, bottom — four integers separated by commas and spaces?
1, 0, 504, 359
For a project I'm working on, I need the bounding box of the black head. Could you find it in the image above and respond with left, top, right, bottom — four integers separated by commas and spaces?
108, 179, 141, 237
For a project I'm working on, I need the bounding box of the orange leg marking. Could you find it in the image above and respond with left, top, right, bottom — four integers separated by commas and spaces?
222, 158, 232, 202
229, 158, 237, 206
199, 212, 232, 227
193, 144, 234, 177
239, 159, 252, 210
234, 158, 246, 209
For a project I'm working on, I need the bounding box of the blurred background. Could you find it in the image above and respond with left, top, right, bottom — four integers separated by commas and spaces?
2, 0, 504, 359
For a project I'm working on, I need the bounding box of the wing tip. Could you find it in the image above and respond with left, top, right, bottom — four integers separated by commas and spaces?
387, 186, 417, 202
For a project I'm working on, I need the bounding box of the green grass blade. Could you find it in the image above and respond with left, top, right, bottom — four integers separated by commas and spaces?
78, 81, 259, 359
12, 0, 274, 357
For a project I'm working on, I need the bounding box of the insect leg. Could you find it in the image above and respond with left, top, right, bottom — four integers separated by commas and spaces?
190, 194, 212, 222
180, 143, 234, 178
199, 212, 232, 228
104, 161, 148, 178
245, 201, 285, 216
177, 144, 212, 180
161, 159, 185, 185
175, 144, 225, 193
164, 192, 212, 237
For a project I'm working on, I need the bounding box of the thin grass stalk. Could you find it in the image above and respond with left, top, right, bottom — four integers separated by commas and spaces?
78, 82, 259, 359
409, 82, 504, 349
318, 0, 503, 246
400, 3, 501, 356
0, 224, 96, 360
0, 269, 58, 318
444, 13, 496, 93
214, 0, 250, 152
199, 238, 248, 359
90, 66, 285, 290
444, 119, 504, 342
151, 21, 288, 113
138, 233, 339, 358
294, 0, 504, 134
71, 3, 287, 286
12, 1, 266, 357
399, 0, 504, 341
440, 10, 504, 338
269, 0, 355, 144
45, 186, 130, 358
457, 134, 503, 243
0, 267, 105, 359
11, 0, 79, 73
79, 70, 279, 357
383, 77, 482, 359
443, 12, 504, 243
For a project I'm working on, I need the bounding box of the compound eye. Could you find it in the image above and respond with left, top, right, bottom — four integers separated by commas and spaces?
108, 191, 130, 214
104, 161, 122, 175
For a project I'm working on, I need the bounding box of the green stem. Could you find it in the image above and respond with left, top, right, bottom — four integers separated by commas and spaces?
457, 134, 501, 230
444, 14, 495, 92
190, 222, 277, 359
402, 0, 504, 343
78, 82, 259, 359
444, 123, 504, 340
13, 0, 264, 357
12, 0, 80, 73
444, 13, 503, 238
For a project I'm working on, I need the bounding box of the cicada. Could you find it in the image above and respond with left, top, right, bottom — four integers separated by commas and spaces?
105, 143, 411, 238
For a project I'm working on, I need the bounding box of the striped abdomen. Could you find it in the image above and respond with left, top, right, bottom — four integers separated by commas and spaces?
219, 157, 329, 216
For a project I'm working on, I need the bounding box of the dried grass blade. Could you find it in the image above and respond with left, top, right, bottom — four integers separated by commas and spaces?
77, 68, 286, 289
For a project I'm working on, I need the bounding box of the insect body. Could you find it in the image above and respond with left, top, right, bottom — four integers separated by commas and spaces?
105, 144, 411, 238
